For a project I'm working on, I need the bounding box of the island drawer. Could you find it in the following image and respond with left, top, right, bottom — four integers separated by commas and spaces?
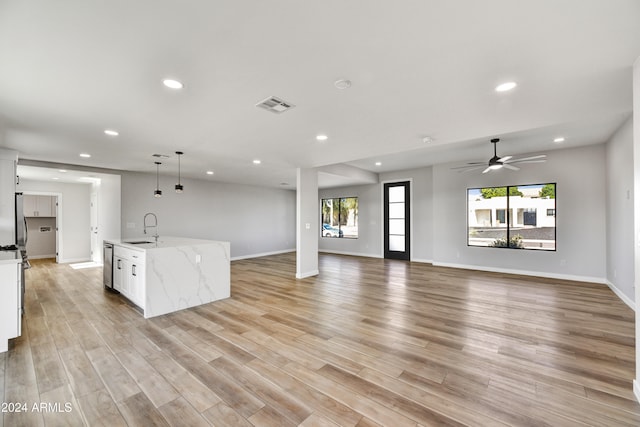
114, 246, 145, 262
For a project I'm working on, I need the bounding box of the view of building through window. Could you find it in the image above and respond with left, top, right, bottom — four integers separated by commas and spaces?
321, 197, 358, 238
467, 183, 556, 250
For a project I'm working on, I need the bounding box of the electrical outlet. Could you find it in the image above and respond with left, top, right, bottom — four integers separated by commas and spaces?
195, 254, 202, 264
126, 222, 136, 229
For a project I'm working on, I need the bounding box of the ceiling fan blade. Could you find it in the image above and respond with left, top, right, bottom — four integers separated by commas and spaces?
505, 154, 546, 163
450, 163, 485, 170
510, 159, 546, 164
458, 166, 485, 173
502, 163, 519, 171
482, 166, 492, 174
498, 156, 512, 162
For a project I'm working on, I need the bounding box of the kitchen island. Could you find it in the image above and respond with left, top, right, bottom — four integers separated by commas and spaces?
104, 237, 230, 318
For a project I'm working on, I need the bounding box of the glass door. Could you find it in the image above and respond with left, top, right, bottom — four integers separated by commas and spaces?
384, 181, 410, 260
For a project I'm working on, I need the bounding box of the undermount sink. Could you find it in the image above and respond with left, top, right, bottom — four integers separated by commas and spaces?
126, 241, 154, 245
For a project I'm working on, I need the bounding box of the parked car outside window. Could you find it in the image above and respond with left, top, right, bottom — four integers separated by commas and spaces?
322, 224, 343, 237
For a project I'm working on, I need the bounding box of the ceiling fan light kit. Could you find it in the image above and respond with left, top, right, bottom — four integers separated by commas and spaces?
452, 138, 547, 174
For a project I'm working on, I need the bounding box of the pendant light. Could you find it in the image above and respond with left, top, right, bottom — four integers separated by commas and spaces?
175, 151, 184, 193
154, 161, 162, 198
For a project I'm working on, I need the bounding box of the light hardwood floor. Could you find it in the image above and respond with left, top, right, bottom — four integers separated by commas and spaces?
1, 253, 639, 426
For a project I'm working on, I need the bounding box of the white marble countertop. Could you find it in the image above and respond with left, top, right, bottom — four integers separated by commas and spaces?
0, 250, 21, 264
105, 236, 228, 251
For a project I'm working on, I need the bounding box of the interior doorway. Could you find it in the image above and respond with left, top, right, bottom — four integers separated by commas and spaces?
23, 192, 60, 263
383, 181, 411, 260
90, 191, 99, 263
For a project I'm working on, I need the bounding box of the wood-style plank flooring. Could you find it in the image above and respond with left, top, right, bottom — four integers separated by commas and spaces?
1, 253, 639, 426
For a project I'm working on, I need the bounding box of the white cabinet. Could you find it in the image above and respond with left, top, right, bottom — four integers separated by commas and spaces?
0, 261, 21, 353
24, 195, 55, 217
113, 246, 145, 308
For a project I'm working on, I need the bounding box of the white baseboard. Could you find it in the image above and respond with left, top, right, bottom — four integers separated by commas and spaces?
27, 254, 56, 260
319, 249, 382, 258
59, 257, 92, 264
605, 280, 635, 311
634, 380, 640, 404
231, 248, 295, 261
411, 258, 434, 264
432, 261, 606, 285
296, 269, 319, 279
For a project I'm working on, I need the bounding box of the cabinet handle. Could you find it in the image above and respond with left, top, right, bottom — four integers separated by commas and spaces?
132, 264, 137, 276
117, 259, 121, 270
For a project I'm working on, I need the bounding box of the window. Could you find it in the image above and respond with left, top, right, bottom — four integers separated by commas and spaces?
321, 197, 358, 238
467, 183, 556, 250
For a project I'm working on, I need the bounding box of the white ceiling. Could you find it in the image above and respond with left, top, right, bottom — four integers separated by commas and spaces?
1, 1, 639, 188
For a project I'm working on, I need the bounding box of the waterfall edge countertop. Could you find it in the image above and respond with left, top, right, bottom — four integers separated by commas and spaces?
104, 236, 226, 251
104, 236, 230, 318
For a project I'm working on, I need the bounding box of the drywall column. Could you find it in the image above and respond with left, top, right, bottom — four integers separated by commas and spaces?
633, 55, 640, 403
296, 167, 319, 278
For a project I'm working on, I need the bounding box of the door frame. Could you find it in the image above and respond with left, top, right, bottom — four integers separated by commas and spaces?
381, 179, 413, 260
22, 191, 62, 263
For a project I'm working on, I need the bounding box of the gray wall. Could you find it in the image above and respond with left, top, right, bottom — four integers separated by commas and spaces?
321, 143, 608, 283
318, 167, 433, 261
120, 172, 296, 259
25, 217, 56, 258
605, 116, 634, 308
433, 144, 606, 282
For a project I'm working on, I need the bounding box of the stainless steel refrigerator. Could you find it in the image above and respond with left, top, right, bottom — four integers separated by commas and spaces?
15, 192, 28, 315
15, 192, 27, 248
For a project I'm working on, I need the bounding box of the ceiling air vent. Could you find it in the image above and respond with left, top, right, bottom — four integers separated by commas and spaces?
255, 96, 295, 114
152, 154, 170, 159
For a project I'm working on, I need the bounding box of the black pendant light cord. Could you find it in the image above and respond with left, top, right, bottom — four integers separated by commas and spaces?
175, 151, 184, 193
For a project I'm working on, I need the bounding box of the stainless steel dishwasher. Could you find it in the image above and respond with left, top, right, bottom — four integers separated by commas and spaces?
103, 242, 114, 291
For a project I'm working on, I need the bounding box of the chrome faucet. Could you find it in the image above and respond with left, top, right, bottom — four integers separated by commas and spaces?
143, 212, 159, 242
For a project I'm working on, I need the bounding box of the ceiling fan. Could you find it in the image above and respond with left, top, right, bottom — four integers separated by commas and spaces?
451, 138, 546, 173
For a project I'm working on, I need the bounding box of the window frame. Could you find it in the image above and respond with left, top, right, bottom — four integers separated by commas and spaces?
320, 196, 359, 239
466, 183, 556, 251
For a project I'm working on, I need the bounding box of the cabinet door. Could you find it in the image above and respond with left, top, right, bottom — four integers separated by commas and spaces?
36, 196, 54, 217
113, 257, 125, 292
23, 195, 38, 217
0, 263, 20, 352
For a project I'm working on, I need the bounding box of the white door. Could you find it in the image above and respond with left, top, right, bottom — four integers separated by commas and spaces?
90, 192, 99, 263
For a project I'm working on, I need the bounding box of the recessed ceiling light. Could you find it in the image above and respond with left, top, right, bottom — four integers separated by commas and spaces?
104, 129, 119, 136
554, 137, 565, 143
334, 79, 352, 90
59, 169, 67, 173
162, 79, 184, 89
253, 159, 261, 165
375, 162, 382, 166
52, 177, 59, 180
422, 136, 433, 144
206, 171, 214, 175
79, 153, 91, 158
316, 134, 328, 141
495, 81, 517, 92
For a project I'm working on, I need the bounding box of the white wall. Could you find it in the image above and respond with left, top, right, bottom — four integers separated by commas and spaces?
433, 144, 606, 282
120, 172, 296, 259
18, 180, 91, 263
605, 116, 634, 308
